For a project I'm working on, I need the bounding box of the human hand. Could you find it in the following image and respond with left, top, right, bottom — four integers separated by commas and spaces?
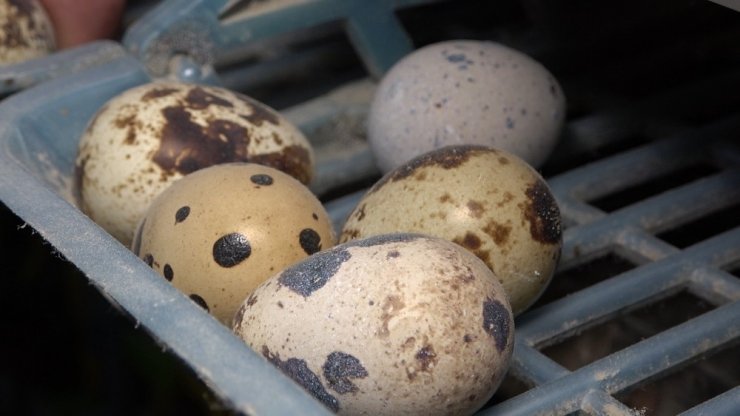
38, 0, 127, 49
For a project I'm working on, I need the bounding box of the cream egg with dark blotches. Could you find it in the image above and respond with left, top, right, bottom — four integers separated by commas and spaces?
341, 145, 562, 315
233, 233, 514, 416
76, 81, 314, 245
0, 0, 55, 65
368, 40, 565, 173
132, 163, 334, 325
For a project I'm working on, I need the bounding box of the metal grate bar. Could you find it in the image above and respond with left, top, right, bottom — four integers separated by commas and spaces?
686, 267, 740, 305
581, 390, 637, 416
486, 299, 739, 415
679, 386, 740, 416
626, 172, 740, 234
518, 226, 740, 344
556, 197, 606, 227
600, 302, 739, 394
509, 343, 570, 386
549, 116, 740, 201
558, 169, 740, 268
615, 228, 681, 263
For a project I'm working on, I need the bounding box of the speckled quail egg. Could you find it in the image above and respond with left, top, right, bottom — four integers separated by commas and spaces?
368, 40, 565, 173
76, 81, 314, 245
132, 163, 334, 325
340, 145, 561, 315
233, 233, 514, 416
0, 0, 55, 64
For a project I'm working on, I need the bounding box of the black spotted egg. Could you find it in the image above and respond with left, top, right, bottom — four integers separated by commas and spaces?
132, 163, 334, 325
76, 81, 314, 246
340, 145, 562, 315
368, 40, 565, 173
233, 233, 514, 416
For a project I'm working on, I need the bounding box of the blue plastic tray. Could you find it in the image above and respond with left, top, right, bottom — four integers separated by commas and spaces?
1, 0, 738, 414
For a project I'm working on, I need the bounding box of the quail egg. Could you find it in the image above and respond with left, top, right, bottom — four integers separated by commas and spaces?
132, 163, 334, 325
368, 40, 565, 172
233, 233, 514, 416
76, 81, 314, 245
340, 145, 561, 315
0, 0, 55, 64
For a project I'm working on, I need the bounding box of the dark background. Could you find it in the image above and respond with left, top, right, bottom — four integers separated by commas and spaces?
0, 204, 228, 415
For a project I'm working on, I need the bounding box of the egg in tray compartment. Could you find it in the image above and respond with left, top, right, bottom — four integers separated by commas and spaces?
75, 81, 315, 246
132, 162, 335, 325
66, 53, 559, 416
64, 11, 565, 416
233, 233, 515, 416
10, 0, 739, 414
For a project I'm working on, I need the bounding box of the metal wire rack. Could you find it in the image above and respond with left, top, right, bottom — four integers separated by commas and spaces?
484, 119, 740, 415
0, 0, 738, 415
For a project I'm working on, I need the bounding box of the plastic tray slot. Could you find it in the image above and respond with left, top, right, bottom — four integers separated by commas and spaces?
124, 0, 444, 79
487, 300, 739, 415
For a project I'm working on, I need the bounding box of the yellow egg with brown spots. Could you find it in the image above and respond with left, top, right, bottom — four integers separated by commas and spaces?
133, 163, 334, 325
340, 145, 561, 315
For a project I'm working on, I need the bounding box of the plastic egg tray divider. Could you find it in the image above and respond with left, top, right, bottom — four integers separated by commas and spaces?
0, 0, 738, 415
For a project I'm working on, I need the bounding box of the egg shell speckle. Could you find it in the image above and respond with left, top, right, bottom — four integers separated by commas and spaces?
0, 0, 55, 64
234, 233, 514, 416
133, 163, 334, 325
76, 81, 314, 245
340, 145, 562, 315
368, 40, 565, 172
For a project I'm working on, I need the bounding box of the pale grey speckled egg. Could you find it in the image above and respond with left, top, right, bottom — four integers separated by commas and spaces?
368, 40, 565, 173
76, 81, 314, 246
233, 233, 514, 416
0, 0, 55, 64
340, 145, 562, 315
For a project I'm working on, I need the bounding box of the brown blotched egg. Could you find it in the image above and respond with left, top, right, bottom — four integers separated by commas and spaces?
233, 233, 514, 416
132, 163, 334, 325
76, 81, 314, 245
0, 0, 55, 65
368, 40, 565, 173
340, 145, 561, 315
